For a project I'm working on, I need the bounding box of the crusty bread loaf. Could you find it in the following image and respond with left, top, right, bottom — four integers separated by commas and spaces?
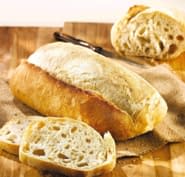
9, 42, 167, 141
111, 5, 185, 60
0, 116, 38, 155
19, 117, 116, 177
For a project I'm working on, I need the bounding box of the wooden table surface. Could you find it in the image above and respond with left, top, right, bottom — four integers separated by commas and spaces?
0, 24, 185, 177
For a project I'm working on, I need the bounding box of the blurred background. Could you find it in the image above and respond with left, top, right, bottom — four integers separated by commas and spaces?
0, 0, 185, 26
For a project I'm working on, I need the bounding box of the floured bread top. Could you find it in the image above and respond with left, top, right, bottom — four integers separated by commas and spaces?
28, 42, 164, 117
111, 5, 185, 60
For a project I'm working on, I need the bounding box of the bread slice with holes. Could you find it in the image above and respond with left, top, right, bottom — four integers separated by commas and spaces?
0, 116, 41, 155
19, 117, 116, 177
111, 5, 185, 60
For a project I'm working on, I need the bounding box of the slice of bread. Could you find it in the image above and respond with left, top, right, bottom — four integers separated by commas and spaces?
19, 117, 116, 177
111, 5, 185, 60
0, 116, 40, 155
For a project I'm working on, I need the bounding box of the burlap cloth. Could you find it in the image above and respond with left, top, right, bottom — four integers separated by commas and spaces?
0, 62, 185, 159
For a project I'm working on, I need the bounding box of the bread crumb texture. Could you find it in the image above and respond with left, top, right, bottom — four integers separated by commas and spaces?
20, 117, 116, 176
111, 5, 185, 60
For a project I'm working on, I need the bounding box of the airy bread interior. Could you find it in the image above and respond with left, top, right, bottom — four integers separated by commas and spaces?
19, 117, 116, 177
111, 5, 185, 60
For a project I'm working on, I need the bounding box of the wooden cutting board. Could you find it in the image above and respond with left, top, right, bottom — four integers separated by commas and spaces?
0, 24, 185, 177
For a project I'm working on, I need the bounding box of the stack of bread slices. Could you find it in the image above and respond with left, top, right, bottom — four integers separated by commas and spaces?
0, 116, 116, 177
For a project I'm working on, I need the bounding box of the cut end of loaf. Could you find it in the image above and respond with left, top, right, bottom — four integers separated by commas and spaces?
111, 5, 185, 60
19, 117, 116, 177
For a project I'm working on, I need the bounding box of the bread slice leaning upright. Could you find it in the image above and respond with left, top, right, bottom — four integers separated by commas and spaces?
19, 117, 116, 177
9, 42, 167, 141
111, 5, 185, 60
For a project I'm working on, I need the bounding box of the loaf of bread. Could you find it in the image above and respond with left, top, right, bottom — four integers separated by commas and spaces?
111, 5, 185, 60
19, 117, 116, 177
0, 117, 37, 155
9, 42, 167, 141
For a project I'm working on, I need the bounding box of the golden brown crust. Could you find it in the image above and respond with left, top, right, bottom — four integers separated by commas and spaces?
0, 149, 19, 162
125, 5, 149, 22
10, 61, 136, 140
0, 141, 18, 155
20, 151, 114, 177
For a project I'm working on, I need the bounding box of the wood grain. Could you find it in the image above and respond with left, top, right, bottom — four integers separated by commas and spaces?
0, 24, 185, 177
63, 22, 113, 51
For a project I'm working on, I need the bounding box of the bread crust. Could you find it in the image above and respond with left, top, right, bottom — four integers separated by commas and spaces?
123, 5, 149, 23
10, 60, 167, 141
20, 154, 114, 177
0, 140, 18, 155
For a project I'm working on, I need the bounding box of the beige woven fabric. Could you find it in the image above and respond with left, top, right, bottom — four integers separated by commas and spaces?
117, 63, 185, 158
0, 79, 39, 128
